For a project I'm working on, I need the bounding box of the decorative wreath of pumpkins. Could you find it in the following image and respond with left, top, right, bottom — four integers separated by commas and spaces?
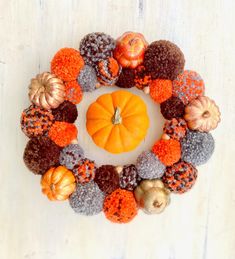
21, 31, 221, 224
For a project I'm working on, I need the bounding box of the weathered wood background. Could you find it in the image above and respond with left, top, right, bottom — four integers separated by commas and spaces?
0, 0, 234, 258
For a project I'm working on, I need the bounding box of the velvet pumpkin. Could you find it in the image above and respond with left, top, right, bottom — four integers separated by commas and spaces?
41, 166, 76, 201
86, 90, 149, 153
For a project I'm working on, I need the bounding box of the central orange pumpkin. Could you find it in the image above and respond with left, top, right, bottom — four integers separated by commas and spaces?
86, 90, 149, 153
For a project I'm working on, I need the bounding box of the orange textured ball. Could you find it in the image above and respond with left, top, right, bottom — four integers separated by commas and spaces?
48, 121, 78, 147
65, 81, 83, 104
51, 48, 84, 81
150, 79, 172, 103
152, 139, 181, 166
103, 189, 138, 223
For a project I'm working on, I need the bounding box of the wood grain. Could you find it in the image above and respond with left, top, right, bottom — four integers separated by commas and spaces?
0, 0, 234, 258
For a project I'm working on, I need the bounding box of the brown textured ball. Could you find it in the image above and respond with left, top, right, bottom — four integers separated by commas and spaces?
143, 40, 185, 80
160, 96, 185, 120
119, 164, 141, 191
116, 68, 135, 88
94, 165, 119, 195
23, 137, 60, 175
52, 101, 78, 123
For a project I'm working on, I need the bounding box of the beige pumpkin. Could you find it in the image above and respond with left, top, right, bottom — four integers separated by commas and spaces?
29, 72, 65, 110
134, 179, 170, 214
184, 96, 221, 132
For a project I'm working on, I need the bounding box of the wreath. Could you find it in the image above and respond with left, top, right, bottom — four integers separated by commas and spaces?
21, 31, 221, 223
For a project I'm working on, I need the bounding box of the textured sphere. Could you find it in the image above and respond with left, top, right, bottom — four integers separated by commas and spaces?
23, 136, 60, 175
59, 144, 84, 170
136, 151, 165, 179
134, 65, 152, 90
72, 158, 96, 184
94, 165, 119, 195
163, 118, 188, 140
52, 101, 78, 123
65, 81, 83, 105
116, 68, 135, 88
77, 65, 98, 92
21, 105, 54, 138
95, 57, 121, 85
69, 181, 105, 216
162, 161, 198, 194
119, 164, 141, 191
150, 79, 172, 103
173, 70, 205, 104
79, 32, 116, 67
160, 96, 185, 120
143, 40, 185, 80
152, 139, 181, 166
103, 189, 138, 223
181, 130, 215, 166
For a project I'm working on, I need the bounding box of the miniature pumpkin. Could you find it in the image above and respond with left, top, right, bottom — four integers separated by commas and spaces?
114, 32, 148, 69
134, 179, 170, 214
184, 96, 221, 132
86, 90, 149, 153
41, 166, 76, 201
29, 72, 65, 110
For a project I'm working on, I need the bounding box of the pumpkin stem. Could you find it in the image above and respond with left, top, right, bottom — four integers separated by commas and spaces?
202, 111, 210, 118
112, 107, 122, 125
153, 201, 162, 208
50, 184, 55, 192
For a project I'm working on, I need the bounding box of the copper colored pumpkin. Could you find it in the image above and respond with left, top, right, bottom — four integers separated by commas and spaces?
41, 166, 76, 201
29, 72, 65, 110
86, 90, 149, 154
114, 32, 148, 69
134, 179, 170, 214
184, 96, 221, 132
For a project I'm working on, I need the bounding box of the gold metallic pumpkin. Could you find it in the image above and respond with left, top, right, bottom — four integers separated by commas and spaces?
134, 179, 170, 214
29, 72, 65, 109
184, 96, 221, 132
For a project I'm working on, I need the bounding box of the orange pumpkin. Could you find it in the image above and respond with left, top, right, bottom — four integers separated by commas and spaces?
86, 90, 149, 153
114, 32, 148, 69
41, 166, 76, 201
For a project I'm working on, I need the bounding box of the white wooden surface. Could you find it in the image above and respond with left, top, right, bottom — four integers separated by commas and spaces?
0, 0, 235, 258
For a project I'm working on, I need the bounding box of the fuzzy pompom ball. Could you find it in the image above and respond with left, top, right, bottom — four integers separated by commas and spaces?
77, 65, 98, 92
181, 130, 215, 166
134, 65, 152, 90
119, 164, 141, 191
48, 121, 78, 147
59, 144, 84, 170
150, 79, 172, 103
162, 161, 198, 194
21, 105, 54, 138
79, 32, 116, 67
23, 137, 60, 175
94, 165, 119, 195
51, 48, 84, 81
65, 81, 83, 105
152, 139, 181, 166
116, 68, 135, 88
103, 189, 138, 223
173, 70, 205, 105
136, 151, 166, 179
52, 101, 78, 123
69, 181, 105, 216
160, 96, 185, 120
163, 118, 188, 140
72, 158, 96, 184
143, 40, 185, 80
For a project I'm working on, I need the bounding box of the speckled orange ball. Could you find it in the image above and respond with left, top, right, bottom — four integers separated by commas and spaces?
150, 79, 172, 103
152, 139, 181, 166
65, 81, 83, 104
51, 48, 84, 81
103, 189, 138, 223
48, 121, 78, 147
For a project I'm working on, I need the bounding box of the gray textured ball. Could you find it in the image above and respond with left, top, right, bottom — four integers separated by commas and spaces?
69, 181, 105, 216
77, 65, 98, 92
136, 151, 166, 179
59, 144, 84, 170
181, 130, 215, 166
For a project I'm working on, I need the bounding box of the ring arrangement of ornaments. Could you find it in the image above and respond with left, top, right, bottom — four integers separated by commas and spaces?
21, 31, 221, 223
